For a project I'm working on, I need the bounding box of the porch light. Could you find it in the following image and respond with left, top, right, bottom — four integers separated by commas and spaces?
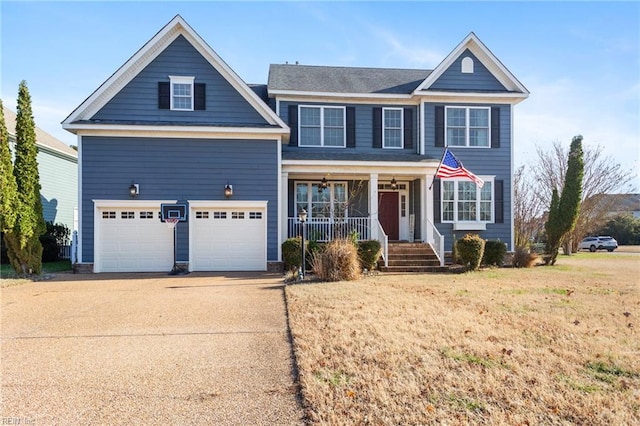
224, 182, 233, 198
298, 208, 307, 223
390, 177, 398, 191
320, 177, 328, 191
129, 183, 139, 198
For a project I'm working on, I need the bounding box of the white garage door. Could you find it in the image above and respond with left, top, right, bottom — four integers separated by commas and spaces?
191, 207, 266, 271
97, 207, 174, 272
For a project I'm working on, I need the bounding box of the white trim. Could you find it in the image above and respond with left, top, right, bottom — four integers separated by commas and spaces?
445, 106, 491, 148
283, 159, 439, 172
77, 135, 83, 263
169, 76, 195, 111
510, 104, 515, 251
382, 107, 404, 149
63, 15, 287, 129
187, 200, 268, 272
414, 32, 529, 95
419, 101, 425, 155
64, 124, 287, 139
269, 90, 414, 101
298, 105, 346, 148
453, 222, 487, 231
414, 91, 528, 103
277, 137, 283, 262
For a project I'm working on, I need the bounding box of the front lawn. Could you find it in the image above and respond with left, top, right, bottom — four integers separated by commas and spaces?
286, 253, 639, 425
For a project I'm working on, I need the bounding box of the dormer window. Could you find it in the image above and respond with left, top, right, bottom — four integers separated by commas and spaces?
169, 76, 194, 110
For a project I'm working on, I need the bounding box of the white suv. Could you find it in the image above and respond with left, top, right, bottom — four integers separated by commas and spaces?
578, 236, 618, 252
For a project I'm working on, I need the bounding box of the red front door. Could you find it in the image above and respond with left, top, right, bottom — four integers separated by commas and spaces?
378, 192, 399, 241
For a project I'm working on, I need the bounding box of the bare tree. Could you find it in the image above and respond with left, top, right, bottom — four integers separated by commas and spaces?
514, 165, 544, 247
529, 141, 636, 252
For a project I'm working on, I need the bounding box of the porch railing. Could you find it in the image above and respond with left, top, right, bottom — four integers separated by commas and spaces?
426, 218, 445, 266
287, 217, 370, 242
376, 220, 389, 267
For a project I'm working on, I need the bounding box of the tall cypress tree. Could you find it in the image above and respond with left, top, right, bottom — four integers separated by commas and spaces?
544, 135, 584, 265
0, 101, 18, 234
4, 81, 46, 274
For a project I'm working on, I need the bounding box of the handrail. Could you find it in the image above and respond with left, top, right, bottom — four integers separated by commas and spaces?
376, 220, 389, 267
426, 218, 445, 266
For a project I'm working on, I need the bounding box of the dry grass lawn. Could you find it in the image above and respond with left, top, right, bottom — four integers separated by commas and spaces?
286, 252, 639, 425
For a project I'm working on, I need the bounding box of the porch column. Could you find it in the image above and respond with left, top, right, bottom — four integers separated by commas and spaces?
280, 171, 289, 256
421, 175, 429, 243
369, 173, 378, 240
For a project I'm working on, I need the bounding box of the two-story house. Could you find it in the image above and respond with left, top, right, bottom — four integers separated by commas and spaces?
63, 15, 528, 273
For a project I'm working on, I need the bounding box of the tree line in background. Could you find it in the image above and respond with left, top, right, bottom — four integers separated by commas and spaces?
514, 135, 637, 263
0, 82, 47, 275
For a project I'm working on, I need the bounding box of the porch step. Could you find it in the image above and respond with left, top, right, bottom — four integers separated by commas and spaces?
379, 242, 445, 273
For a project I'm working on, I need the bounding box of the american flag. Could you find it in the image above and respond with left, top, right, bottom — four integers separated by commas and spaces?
435, 149, 484, 188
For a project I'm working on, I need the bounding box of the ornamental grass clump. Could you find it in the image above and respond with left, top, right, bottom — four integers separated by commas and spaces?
455, 233, 485, 271
310, 239, 361, 282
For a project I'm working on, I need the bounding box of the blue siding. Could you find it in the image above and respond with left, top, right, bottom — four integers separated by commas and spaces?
92, 35, 268, 126
424, 103, 512, 249
81, 137, 279, 262
280, 101, 419, 155
430, 50, 506, 92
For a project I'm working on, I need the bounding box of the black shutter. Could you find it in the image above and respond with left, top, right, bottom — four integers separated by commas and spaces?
491, 107, 500, 148
435, 106, 445, 147
288, 105, 298, 147
433, 179, 441, 223
372, 108, 382, 148
494, 179, 504, 223
346, 107, 356, 148
158, 82, 170, 109
194, 83, 206, 110
403, 108, 413, 150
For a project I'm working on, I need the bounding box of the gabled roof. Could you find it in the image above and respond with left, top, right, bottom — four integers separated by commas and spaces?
268, 64, 430, 97
4, 105, 77, 158
414, 32, 529, 95
63, 15, 287, 131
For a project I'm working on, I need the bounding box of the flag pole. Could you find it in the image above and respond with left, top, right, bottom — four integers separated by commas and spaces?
428, 148, 448, 190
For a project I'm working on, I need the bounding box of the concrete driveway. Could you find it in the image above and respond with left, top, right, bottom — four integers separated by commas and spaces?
1, 272, 304, 425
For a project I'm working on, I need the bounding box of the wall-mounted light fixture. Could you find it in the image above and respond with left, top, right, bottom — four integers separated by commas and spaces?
390, 177, 398, 191
320, 177, 328, 192
224, 182, 233, 198
129, 183, 139, 198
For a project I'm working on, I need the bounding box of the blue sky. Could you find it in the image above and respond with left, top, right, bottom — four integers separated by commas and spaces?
1, 1, 638, 185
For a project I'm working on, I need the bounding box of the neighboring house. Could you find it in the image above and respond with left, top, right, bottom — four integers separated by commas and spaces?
597, 193, 640, 219
63, 15, 528, 273
4, 106, 78, 232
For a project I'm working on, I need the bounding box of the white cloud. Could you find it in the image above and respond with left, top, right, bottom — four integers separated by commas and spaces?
363, 25, 444, 69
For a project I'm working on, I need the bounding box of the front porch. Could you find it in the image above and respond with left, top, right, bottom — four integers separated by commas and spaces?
281, 164, 444, 266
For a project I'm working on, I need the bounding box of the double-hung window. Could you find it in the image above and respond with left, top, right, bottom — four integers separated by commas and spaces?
446, 106, 490, 147
441, 179, 493, 224
299, 106, 345, 147
170, 76, 194, 111
295, 182, 347, 219
383, 108, 403, 149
